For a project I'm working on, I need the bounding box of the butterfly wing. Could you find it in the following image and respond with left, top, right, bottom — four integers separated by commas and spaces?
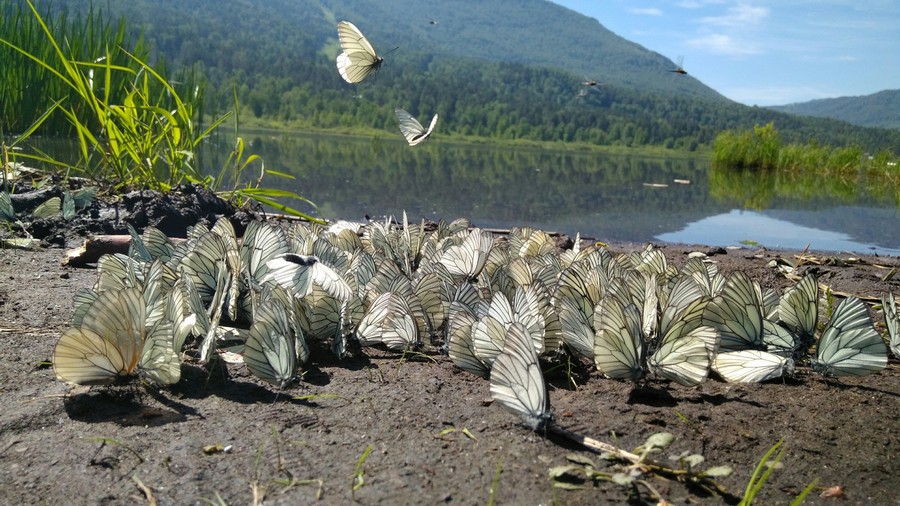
881, 291, 900, 358
778, 273, 818, 346
812, 297, 887, 376
336, 21, 383, 83
395, 108, 438, 146
649, 325, 715, 386
490, 322, 553, 432
701, 272, 764, 351
53, 327, 130, 385
713, 350, 793, 383
244, 300, 297, 388
139, 319, 182, 385
593, 295, 644, 381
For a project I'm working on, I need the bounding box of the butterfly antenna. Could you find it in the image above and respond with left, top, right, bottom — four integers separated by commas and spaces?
383, 46, 400, 56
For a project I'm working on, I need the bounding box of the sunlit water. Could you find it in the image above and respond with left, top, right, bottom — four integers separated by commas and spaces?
21, 131, 900, 255
217, 131, 898, 256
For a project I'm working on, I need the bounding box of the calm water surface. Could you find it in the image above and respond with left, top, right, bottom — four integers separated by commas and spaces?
22, 131, 898, 255
226, 131, 899, 255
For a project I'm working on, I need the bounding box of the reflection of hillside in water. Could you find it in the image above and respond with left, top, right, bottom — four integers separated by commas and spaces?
233, 131, 723, 241
205, 131, 899, 253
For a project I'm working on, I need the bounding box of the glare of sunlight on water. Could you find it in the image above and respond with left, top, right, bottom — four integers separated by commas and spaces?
656, 209, 900, 256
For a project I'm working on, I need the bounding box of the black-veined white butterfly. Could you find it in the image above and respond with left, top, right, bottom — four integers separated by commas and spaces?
811, 296, 887, 377
881, 291, 899, 358
264, 253, 353, 303
0, 191, 15, 221
336, 21, 383, 84
32, 196, 60, 219
448, 302, 490, 377
593, 295, 645, 381
395, 108, 438, 146
53, 287, 184, 386
244, 295, 299, 389
713, 350, 793, 383
648, 325, 714, 386
702, 272, 765, 351
778, 272, 818, 348
439, 228, 493, 281
356, 291, 420, 351
490, 322, 554, 432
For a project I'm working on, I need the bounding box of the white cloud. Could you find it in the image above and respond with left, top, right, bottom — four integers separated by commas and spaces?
686, 33, 760, 55
698, 3, 769, 26
630, 7, 663, 16
676, 0, 727, 8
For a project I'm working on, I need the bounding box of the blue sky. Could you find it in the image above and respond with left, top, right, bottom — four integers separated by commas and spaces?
552, 0, 900, 106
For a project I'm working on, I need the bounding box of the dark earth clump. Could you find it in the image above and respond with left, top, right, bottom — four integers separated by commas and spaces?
0, 182, 897, 505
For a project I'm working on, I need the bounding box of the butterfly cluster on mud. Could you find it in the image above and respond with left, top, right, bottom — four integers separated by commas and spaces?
53, 216, 897, 430
335, 21, 438, 146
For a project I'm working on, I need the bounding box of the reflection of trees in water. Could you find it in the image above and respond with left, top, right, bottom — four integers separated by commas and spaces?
709, 165, 897, 211
240, 133, 716, 226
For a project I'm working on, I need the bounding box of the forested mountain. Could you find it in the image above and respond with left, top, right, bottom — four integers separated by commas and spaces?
769, 90, 900, 130
23, 0, 900, 151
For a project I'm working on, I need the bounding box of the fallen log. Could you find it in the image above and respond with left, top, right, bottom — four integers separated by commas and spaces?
63, 235, 132, 267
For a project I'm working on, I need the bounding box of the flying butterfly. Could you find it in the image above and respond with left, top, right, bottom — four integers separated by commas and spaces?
490, 322, 554, 432
394, 108, 438, 146
336, 21, 384, 84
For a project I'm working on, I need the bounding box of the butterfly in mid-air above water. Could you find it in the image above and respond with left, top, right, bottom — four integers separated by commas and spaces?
335, 21, 384, 84
394, 108, 438, 146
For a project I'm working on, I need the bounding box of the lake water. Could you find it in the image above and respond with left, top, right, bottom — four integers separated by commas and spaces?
18, 131, 899, 255
219, 131, 900, 256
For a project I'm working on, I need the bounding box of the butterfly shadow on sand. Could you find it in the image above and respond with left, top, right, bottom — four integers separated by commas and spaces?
63, 387, 190, 426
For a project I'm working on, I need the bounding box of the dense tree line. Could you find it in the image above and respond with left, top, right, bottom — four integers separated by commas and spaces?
8, 0, 900, 152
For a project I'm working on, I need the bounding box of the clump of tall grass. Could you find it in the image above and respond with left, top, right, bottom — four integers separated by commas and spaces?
712, 122, 898, 177
1, 1, 319, 221
0, 1, 154, 135
712, 123, 781, 171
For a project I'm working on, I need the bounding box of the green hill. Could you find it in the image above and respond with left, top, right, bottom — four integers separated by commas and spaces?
15, 0, 900, 151
769, 89, 900, 130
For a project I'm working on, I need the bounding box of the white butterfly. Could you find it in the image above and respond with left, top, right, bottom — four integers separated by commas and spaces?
593, 295, 645, 381
356, 291, 419, 351
53, 287, 185, 386
490, 322, 554, 432
0, 191, 15, 221
448, 302, 490, 377
777, 272, 818, 348
244, 295, 299, 389
881, 291, 899, 358
702, 272, 765, 351
811, 296, 887, 377
263, 253, 353, 302
439, 228, 493, 281
713, 350, 794, 383
336, 21, 383, 84
394, 108, 438, 146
